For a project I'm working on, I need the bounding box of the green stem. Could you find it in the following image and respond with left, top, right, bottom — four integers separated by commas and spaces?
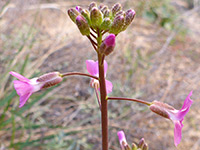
61, 72, 99, 80
107, 97, 151, 106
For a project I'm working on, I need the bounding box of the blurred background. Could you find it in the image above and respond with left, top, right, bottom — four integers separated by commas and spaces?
0, 0, 200, 149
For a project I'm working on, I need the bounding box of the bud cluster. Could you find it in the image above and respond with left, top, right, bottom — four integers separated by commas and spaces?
68, 2, 135, 35
118, 131, 148, 150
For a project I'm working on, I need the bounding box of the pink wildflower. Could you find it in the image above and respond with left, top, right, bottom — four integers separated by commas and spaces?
10, 71, 62, 107
150, 91, 193, 146
86, 60, 113, 94
117, 131, 128, 149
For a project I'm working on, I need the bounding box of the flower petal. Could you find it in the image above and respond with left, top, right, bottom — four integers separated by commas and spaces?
13, 80, 33, 96
19, 92, 32, 108
10, 71, 30, 82
174, 121, 183, 147
86, 60, 99, 76
181, 91, 193, 110
105, 79, 113, 94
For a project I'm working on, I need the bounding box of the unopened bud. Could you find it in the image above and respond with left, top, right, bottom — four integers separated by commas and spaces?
68, 8, 81, 23
100, 18, 111, 30
76, 6, 83, 13
121, 9, 136, 31
99, 34, 115, 55
101, 5, 108, 13
89, 2, 97, 11
131, 143, 137, 150
138, 138, 145, 149
112, 3, 122, 16
80, 9, 91, 25
109, 15, 125, 34
103, 9, 111, 18
143, 143, 148, 150
90, 7, 103, 27
118, 131, 128, 150
76, 15, 90, 36
99, 3, 104, 9
122, 141, 131, 150
150, 101, 174, 119
37, 72, 63, 89
115, 10, 125, 17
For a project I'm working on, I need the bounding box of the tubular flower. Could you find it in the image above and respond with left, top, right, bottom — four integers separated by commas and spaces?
150, 91, 193, 146
86, 60, 113, 94
10, 71, 63, 108
117, 131, 129, 149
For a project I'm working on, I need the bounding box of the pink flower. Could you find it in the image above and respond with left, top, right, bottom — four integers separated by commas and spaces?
86, 60, 113, 94
10, 71, 62, 108
150, 91, 193, 146
117, 131, 128, 149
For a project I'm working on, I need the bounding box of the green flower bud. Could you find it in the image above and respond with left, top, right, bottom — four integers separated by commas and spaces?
143, 143, 148, 150
109, 14, 124, 34
68, 8, 80, 23
88, 2, 97, 11
76, 15, 90, 36
90, 7, 103, 27
131, 143, 137, 150
111, 3, 122, 16
80, 9, 91, 25
100, 18, 111, 30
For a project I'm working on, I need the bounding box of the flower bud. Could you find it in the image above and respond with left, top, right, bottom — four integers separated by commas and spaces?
76, 6, 83, 13
149, 101, 174, 119
68, 8, 80, 23
80, 9, 91, 25
88, 2, 97, 11
115, 10, 125, 17
76, 15, 90, 36
103, 9, 111, 18
99, 34, 115, 56
100, 18, 111, 30
131, 143, 137, 150
138, 138, 145, 149
143, 143, 148, 150
109, 14, 125, 34
121, 9, 136, 31
101, 5, 108, 13
90, 7, 103, 27
99, 3, 104, 9
111, 3, 122, 16
122, 141, 131, 150
37, 72, 63, 89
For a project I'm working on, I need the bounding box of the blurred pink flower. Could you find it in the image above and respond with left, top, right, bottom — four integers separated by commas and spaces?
86, 60, 113, 94
10, 71, 62, 108
117, 130, 128, 149
150, 91, 193, 146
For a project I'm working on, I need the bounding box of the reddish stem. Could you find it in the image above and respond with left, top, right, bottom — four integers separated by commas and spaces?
107, 97, 151, 106
98, 54, 108, 150
62, 72, 98, 80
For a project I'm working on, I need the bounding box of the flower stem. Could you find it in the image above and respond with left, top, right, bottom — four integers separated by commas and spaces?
61, 72, 99, 80
98, 54, 108, 150
94, 84, 101, 111
107, 97, 151, 106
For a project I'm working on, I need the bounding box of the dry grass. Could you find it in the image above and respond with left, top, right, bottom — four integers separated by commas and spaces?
0, 0, 200, 150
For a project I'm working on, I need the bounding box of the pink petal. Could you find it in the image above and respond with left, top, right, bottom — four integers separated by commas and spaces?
117, 130, 127, 147
105, 79, 113, 94
13, 80, 33, 96
86, 60, 99, 76
181, 91, 193, 110
19, 92, 32, 108
10, 71, 30, 82
174, 121, 183, 147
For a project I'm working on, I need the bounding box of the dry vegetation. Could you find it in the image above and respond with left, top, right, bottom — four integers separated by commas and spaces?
0, 0, 200, 150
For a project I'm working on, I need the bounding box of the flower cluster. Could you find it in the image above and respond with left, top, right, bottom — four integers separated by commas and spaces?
68, 2, 135, 35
